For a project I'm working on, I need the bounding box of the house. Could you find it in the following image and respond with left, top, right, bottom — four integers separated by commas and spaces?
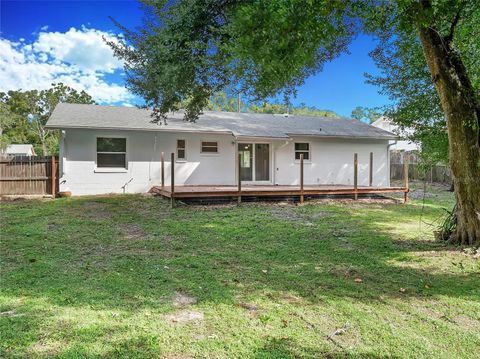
46, 103, 397, 196
2, 144, 37, 156
371, 116, 419, 152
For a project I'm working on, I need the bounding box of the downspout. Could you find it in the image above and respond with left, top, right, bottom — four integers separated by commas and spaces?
149, 134, 157, 182
232, 133, 238, 185
60, 130, 66, 178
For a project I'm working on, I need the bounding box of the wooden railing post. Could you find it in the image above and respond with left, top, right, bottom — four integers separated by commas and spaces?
237, 153, 242, 204
170, 152, 175, 208
51, 155, 56, 198
369, 152, 373, 187
300, 154, 304, 204
354, 153, 358, 200
161, 152, 165, 188
403, 155, 409, 203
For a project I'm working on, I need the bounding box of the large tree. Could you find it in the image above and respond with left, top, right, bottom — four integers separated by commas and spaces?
109, 0, 479, 244
1, 83, 95, 155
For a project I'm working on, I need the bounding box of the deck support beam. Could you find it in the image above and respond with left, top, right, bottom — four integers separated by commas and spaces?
354, 153, 358, 200
299, 154, 304, 204
237, 153, 242, 205
170, 152, 175, 208
51, 156, 56, 198
403, 155, 409, 203
369, 152, 373, 187
161, 152, 165, 188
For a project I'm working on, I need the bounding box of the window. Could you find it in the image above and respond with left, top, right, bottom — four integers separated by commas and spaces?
294, 143, 310, 160
201, 141, 218, 153
97, 137, 126, 168
177, 139, 186, 160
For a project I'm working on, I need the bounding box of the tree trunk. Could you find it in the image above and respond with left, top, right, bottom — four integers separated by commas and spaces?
416, 15, 480, 245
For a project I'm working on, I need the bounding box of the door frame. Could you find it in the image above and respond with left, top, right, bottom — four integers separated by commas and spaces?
237, 141, 273, 184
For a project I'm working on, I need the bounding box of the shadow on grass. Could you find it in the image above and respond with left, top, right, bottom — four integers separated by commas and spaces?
1, 195, 478, 357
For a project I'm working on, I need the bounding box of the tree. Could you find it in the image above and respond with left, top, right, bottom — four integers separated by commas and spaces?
110, 0, 479, 244
1, 84, 95, 155
0, 103, 22, 151
350, 106, 382, 123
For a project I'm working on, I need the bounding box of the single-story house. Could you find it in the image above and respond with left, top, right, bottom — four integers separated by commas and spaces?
2, 144, 37, 156
46, 103, 397, 196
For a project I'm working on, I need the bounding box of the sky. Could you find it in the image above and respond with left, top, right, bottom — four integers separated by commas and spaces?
0, 0, 391, 117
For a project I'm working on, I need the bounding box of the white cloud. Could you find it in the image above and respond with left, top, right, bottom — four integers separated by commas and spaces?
0, 26, 133, 104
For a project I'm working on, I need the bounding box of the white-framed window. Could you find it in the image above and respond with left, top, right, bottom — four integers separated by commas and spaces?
201, 141, 218, 153
96, 137, 127, 168
177, 139, 186, 160
294, 143, 310, 160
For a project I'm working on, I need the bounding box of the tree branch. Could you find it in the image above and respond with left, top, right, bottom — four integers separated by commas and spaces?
444, 8, 462, 44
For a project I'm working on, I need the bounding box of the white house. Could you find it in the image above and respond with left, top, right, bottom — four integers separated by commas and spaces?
46, 103, 397, 196
371, 116, 419, 152
2, 144, 36, 156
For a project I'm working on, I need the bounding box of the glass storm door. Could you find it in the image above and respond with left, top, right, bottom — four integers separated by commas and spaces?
255, 144, 270, 181
238, 143, 253, 181
238, 143, 270, 182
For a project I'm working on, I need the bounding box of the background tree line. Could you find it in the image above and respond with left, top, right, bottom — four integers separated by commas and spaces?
0, 83, 95, 155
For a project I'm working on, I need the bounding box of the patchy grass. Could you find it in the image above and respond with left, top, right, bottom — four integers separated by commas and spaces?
1, 184, 479, 358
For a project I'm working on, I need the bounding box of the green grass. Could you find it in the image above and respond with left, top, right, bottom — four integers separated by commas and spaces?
1, 184, 479, 358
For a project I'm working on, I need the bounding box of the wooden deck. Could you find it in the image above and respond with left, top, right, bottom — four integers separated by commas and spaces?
150, 184, 409, 201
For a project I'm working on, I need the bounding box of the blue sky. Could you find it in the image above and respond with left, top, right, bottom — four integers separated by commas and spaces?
1, 0, 390, 117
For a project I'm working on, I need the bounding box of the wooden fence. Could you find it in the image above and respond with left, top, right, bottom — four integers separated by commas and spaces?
390, 163, 452, 183
0, 155, 59, 196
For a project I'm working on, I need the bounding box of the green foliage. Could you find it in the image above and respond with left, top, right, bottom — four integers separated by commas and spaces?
0, 103, 22, 151
436, 205, 458, 242
350, 106, 382, 123
0, 84, 95, 155
364, 1, 479, 166
109, 0, 355, 122
198, 91, 339, 116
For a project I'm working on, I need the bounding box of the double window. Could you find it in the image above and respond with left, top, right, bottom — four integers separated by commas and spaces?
201, 141, 218, 153
294, 143, 310, 160
97, 137, 127, 168
177, 139, 186, 160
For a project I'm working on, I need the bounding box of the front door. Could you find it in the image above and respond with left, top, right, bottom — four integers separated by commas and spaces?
238, 143, 270, 182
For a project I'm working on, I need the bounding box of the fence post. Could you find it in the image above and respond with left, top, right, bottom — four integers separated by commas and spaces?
403, 156, 409, 203
237, 153, 242, 205
300, 154, 304, 204
369, 152, 373, 187
354, 153, 358, 200
51, 156, 56, 198
161, 152, 165, 188
170, 152, 175, 208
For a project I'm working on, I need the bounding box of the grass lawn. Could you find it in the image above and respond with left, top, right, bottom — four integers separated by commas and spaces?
1, 184, 479, 358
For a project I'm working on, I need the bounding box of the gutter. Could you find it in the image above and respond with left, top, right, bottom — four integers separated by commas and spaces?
44, 124, 233, 136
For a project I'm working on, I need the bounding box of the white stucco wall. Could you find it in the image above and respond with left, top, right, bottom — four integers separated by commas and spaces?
60, 129, 236, 195
60, 129, 390, 195
273, 137, 390, 187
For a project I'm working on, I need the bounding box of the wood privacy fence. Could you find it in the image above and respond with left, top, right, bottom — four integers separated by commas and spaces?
0, 155, 59, 196
390, 163, 452, 184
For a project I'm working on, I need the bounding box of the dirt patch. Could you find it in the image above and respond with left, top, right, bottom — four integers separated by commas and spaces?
166, 311, 204, 323
237, 302, 259, 312
27, 340, 65, 357
173, 292, 197, 307
453, 315, 480, 330
0, 309, 24, 317
119, 223, 147, 239
82, 202, 112, 220
267, 207, 316, 226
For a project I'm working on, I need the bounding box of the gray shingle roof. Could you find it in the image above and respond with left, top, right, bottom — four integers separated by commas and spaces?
46, 103, 397, 140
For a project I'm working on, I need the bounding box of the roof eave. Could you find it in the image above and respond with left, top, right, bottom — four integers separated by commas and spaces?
45, 124, 234, 136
